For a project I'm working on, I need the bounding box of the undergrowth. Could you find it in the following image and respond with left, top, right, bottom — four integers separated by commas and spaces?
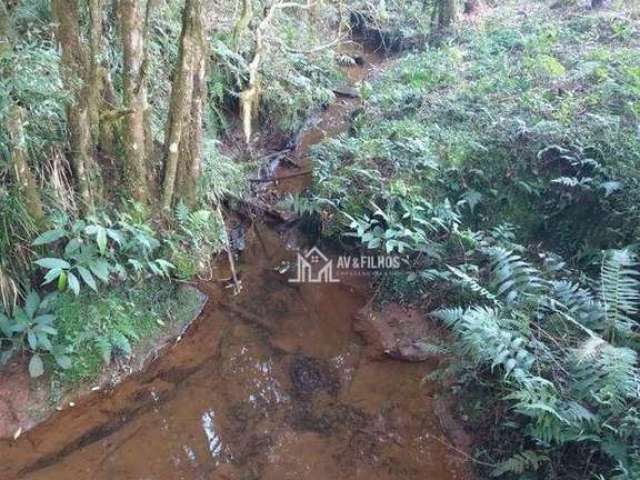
293, 1, 640, 479
50, 280, 202, 385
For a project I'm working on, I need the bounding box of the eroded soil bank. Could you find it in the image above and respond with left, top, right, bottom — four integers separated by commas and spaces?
0, 48, 472, 480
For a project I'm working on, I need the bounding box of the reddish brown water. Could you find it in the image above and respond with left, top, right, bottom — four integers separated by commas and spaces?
0, 51, 471, 480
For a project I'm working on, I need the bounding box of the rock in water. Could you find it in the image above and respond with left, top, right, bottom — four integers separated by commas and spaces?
332, 85, 360, 99
354, 303, 446, 362
289, 355, 337, 397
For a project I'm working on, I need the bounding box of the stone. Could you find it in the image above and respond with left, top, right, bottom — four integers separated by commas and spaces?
354, 303, 445, 362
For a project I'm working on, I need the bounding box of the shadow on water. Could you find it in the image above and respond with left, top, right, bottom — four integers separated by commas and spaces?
0, 51, 471, 480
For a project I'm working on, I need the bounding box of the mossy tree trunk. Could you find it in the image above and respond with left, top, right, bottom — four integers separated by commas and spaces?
119, 0, 151, 203
52, 0, 101, 212
176, 16, 207, 208
7, 106, 45, 223
88, 0, 104, 144
232, 0, 252, 50
161, 0, 203, 210
432, 0, 458, 33
0, 2, 9, 60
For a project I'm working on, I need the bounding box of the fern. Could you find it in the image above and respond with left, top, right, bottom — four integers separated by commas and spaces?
600, 249, 640, 342
491, 450, 549, 477
488, 247, 546, 303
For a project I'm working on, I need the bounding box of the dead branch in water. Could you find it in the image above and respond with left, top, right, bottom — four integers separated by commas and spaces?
248, 169, 313, 183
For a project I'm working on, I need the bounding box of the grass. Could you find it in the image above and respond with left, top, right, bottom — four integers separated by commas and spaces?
50, 279, 203, 385
308, 0, 640, 266
295, 2, 640, 478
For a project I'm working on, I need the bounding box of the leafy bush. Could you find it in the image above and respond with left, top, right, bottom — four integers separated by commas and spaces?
32, 213, 174, 296
296, 3, 640, 479
0, 290, 70, 377
51, 280, 203, 384
435, 237, 640, 479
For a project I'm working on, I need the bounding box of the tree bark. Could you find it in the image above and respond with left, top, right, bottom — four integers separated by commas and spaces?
176, 12, 207, 207
88, 0, 104, 144
0, 2, 10, 60
7, 106, 45, 223
432, 0, 457, 33
161, 0, 200, 210
232, 0, 252, 50
119, 0, 151, 202
52, 0, 100, 212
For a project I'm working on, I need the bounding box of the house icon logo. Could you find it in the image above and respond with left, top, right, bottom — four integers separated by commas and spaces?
289, 246, 340, 283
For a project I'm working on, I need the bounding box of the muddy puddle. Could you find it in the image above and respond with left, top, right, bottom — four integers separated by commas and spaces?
0, 50, 471, 480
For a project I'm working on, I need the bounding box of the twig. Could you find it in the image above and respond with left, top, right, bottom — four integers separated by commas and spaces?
425, 433, 497, 468
248, 169, 312, 182
216, 204, 242, 295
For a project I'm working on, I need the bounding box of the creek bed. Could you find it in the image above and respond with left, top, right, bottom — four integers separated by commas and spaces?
0, 50, 471, 480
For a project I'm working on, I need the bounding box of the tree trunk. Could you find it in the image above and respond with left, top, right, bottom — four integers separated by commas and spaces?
161, 0, 200, 210
7, 106, 45, 223
232, 0, 252, 50
119, 0, 151, 202
52, 0, 100, 212
0, 2, 10, 60
88, 0, 104, 144
176, 13, 207, 207
432, 0, 457, 32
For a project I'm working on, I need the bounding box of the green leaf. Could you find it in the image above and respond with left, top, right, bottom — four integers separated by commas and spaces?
106, 229, 124, 245
57, 270, 68, 291
42, 268, 63, 285
89, 260, 110, 283
76, 266, 97, 291
55, 355, 72, 370
64, 238, 82, 256
0, 314, 13, 337
27, 331, 38, 350
35, 258, 71, 270
13, 306, 28, 325
96, 227, 107, 254
1, 350, 15, 365
34, 314, 56, 327
67, 272, 80, 296
28, 354, 44, 378
32, 229, 67, 246
37, 332, 53, 351
24, 291, 40, 318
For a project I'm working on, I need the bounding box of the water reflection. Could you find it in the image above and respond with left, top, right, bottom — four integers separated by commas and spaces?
201, 409, 223, 462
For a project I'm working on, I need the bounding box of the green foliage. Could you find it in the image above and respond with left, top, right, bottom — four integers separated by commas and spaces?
0, 290, 70, 377
168, 203, 226, 279
434, 239, 640, 478
52, 281, 202, 384
0, 188, 38, 303
199, 139, 250, 204
298, 3, 640, 479
32, 213, 174, 296
491, 450, 549, 477
210, 4, 344, 136
600, 249, 640, 342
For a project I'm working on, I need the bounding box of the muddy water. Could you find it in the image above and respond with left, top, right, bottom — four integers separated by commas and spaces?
0, 52, 470, 480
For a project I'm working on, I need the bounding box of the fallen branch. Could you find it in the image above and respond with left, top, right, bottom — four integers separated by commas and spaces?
248, 169, 312, 182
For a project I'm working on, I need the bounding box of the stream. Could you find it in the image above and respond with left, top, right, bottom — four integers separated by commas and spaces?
0, 51, 470, 480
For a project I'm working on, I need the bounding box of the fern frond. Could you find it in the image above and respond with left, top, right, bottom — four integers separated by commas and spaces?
488, 247, 546, 303
491, 450, 549, 477
572, 339, 639, 407
600, 249, 640, 341
447, 265, 500, 305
